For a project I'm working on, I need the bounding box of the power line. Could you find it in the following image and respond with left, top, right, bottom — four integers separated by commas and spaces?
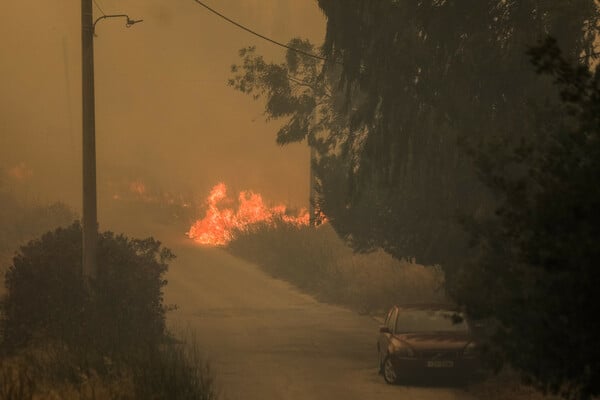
191, 0, 332, 63
92, 0, 106, 16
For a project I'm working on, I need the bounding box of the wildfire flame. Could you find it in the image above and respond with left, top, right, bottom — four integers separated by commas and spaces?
129, 180, 147, 196
110, 179, 192, 208
7, 162, 33, 181
187, 182, 310, 246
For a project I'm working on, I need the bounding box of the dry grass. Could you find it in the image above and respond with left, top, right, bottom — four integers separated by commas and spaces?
227, 223, 446, 314
0, 348, 134, 400
0, 334, 217, 400
326, 248, 445, 313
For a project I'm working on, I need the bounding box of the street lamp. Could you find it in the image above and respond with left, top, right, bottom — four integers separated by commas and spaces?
93, 14, 144, 35
81, 0, 142, 282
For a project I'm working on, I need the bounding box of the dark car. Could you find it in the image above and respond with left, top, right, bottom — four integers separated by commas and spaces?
377, 304, 482, 385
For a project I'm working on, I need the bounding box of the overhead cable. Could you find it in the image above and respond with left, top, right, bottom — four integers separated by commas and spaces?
191, 0, 333, 63
92, 0, 106, 16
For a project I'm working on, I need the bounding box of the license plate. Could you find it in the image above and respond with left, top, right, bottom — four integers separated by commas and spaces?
426, 360, 454, 368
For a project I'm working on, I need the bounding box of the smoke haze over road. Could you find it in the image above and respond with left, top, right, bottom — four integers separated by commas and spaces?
0, 0, 324, 229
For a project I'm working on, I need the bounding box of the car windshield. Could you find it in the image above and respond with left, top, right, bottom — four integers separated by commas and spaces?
395, 309, 468, 333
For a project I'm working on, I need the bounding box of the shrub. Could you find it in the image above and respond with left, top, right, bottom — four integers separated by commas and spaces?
1, 221, 174, 358
0, 222, 218, 399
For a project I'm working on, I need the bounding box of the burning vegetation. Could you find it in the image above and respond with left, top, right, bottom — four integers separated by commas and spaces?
187, 182, 310, 246
6, 162, 33, 181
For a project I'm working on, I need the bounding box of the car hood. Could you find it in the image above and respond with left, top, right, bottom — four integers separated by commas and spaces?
394, 332, 472, 351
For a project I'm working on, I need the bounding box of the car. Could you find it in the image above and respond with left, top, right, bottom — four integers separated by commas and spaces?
376, 304, 482, 385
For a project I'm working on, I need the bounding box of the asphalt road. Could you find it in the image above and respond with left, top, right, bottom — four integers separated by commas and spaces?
164, 243, 479, 400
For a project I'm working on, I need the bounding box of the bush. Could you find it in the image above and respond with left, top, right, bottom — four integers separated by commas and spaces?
1, 221, 174, 358
0, 222, 218, 399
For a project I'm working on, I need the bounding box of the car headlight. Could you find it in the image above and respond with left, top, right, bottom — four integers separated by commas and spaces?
463, 342, 477, 357
395, 345, 415, 358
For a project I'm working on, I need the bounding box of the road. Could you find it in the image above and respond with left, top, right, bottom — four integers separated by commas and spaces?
164, 243, 479, 400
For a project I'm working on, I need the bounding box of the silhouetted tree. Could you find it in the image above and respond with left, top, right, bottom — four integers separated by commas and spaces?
453, 38, 600, 400
230, 1, 598, 268
1, 222, 174, 358
228, 3, 600, 397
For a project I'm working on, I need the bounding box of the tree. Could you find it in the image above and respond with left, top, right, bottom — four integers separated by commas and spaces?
230, 1, 599, 268
315, 0, 598, 264
228, 4, 600, 397
229, 38, 359, 231
452, 38, 600, 400
1, 222, 174, 357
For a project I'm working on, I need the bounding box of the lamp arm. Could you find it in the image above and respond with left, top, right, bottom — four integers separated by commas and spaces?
93, 14, 143, 35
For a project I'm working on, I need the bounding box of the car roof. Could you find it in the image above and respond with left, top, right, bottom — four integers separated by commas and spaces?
393, 303, 459, 312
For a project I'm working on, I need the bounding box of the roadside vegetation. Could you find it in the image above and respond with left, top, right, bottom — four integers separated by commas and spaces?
226, 222, 446, 315
228, 2, 600, 396
451, 40, 600, 400
226, 220, 562, 399
0, 333, 215, 400
0, 222, 217, 399
467, 369, 562, 400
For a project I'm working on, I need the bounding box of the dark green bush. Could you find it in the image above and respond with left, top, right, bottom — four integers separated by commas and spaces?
1, 221, 174, 358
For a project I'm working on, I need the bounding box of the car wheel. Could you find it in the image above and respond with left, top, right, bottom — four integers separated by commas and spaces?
377, 348, 383, 374
382, 355, 398, 384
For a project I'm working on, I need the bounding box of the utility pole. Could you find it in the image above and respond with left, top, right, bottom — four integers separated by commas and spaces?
81, 1, 142, 281
308, 108, 319, 227
81, 0, 97, 280
309, 146, 316, 226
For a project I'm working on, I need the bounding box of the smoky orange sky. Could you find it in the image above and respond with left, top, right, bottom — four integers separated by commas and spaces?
0, 0, 325, 228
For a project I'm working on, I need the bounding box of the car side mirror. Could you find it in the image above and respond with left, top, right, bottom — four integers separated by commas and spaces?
379, 326, 391, 334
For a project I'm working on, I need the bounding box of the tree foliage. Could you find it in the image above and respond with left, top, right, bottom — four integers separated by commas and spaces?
453, 38, 600, 400
319, 0, 599, 266
228, 38, 340, 148
1, 222, 174, 357
228, 2, 600, 397
231, 1, 599, 266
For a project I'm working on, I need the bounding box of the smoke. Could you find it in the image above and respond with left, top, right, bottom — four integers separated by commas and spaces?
0, 0, 325, 233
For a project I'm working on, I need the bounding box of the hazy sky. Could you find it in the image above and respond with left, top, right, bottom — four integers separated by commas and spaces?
0, 0, 325, 225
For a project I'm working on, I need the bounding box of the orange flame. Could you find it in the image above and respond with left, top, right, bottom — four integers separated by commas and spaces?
129, 180, 147, 196
7, 162, 33, 181
187, 183, 309, 246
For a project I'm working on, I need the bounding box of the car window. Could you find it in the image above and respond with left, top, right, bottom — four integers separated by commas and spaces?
384, 308, 394, 327
387, 308, 398, 332
395, 309, 468, 333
